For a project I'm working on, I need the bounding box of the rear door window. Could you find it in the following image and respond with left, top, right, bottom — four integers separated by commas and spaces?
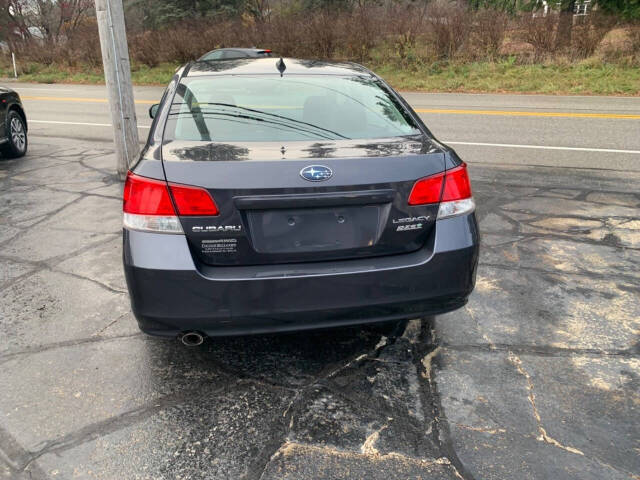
222, 50, 246, 60
201, 50, 225, 61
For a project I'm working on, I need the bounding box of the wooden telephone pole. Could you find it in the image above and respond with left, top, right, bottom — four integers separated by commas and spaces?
94, 0, 139, 180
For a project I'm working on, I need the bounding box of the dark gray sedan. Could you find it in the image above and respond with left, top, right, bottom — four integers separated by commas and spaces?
123, 58, 479, 344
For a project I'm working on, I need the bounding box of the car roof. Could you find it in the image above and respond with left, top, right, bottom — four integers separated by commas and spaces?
217, 48, 267, 52
200, 48, 270, 55
186, 57, 373, 78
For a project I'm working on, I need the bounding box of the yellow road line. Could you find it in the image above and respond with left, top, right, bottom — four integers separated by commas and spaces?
414, 108, 640, 120
22, 95, 157, 105
21, 96, 640, 119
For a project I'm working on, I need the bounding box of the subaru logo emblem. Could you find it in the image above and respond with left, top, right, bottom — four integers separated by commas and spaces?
300, 165, 332, 182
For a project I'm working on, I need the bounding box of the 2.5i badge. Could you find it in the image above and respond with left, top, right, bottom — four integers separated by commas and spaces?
393, 215, 430, 232
397, 223, 423, 231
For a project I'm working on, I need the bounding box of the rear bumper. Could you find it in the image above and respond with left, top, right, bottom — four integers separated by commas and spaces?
123, 214, 479, 336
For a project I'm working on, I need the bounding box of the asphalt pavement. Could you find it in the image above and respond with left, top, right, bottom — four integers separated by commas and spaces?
0, 83, 639, 479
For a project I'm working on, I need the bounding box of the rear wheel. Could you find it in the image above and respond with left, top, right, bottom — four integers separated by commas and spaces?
1, 111, 27, 158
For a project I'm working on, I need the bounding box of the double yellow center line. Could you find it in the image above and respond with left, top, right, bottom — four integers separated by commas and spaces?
21, 95, 640, 120
414, 108, 640, 120
22, 95, 156, 105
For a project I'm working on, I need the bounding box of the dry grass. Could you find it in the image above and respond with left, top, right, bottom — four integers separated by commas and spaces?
10, 4, 638, 68
3, 4, 638, 95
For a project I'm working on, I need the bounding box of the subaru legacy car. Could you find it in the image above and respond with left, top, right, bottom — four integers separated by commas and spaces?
123, 58, 479, 344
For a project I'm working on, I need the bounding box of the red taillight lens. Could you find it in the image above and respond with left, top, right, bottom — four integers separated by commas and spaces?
123, 172, 175, 215
169, 184, 219, 216
408, 163, 472, 206
123, 172, 219, 216
408, 173, 444, 206
441, 164, 472, 201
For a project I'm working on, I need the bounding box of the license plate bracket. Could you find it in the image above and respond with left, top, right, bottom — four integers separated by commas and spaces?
246, 206, 382, 254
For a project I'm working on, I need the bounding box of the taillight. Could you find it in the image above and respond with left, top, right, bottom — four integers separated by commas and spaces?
408, 173, 444, 206
441, 164, 472, 201
170, 184, 219, 216
408, 163, 475, 219
123, 172, 175, 215
123, 172, 219, 233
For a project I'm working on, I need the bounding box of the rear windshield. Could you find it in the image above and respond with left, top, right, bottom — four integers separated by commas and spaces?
164, 75, 420, 142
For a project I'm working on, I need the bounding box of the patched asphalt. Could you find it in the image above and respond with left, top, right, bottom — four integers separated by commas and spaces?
0, 137, 638, 479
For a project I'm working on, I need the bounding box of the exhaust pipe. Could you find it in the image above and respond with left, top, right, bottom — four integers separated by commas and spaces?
180, 331, 205, 347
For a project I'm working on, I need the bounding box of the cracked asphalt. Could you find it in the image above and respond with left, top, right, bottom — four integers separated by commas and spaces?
0, 137, 639, 479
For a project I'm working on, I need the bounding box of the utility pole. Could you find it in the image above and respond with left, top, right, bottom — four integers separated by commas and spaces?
94, 0, 139, 180
556, 0, 576, 50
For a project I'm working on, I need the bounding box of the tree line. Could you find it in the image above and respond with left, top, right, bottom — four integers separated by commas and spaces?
0, 0, 637, 48
0, 0, 637, 72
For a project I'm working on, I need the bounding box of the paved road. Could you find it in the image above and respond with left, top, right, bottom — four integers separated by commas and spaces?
6, 82, 640, 171
1, 137, 638, 479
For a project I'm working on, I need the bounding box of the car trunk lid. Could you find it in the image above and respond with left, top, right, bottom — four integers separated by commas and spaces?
161, 135, 446, 266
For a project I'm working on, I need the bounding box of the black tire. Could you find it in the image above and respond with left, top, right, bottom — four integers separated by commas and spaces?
1, 110, 27, 158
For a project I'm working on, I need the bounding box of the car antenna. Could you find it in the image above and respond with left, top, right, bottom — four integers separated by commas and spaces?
276, 58, 286, 77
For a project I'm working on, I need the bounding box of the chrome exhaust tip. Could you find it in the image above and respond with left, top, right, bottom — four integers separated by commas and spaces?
180, 331, 205, 347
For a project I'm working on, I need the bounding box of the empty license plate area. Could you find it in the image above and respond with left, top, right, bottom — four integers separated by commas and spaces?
246, 206, 383, 254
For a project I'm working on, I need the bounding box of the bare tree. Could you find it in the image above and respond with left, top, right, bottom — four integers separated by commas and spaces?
0, 0, 33, 48
30, 0, 93, 42
247, 0, 270, 23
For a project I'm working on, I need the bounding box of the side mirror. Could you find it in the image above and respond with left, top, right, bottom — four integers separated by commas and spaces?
149, 104, 160, 119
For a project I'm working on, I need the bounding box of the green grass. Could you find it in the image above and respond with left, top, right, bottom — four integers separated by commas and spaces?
129, 63, 178, 84
0, 62, 177, 85
1, 59, 639, 95
371, 59, 640, 95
